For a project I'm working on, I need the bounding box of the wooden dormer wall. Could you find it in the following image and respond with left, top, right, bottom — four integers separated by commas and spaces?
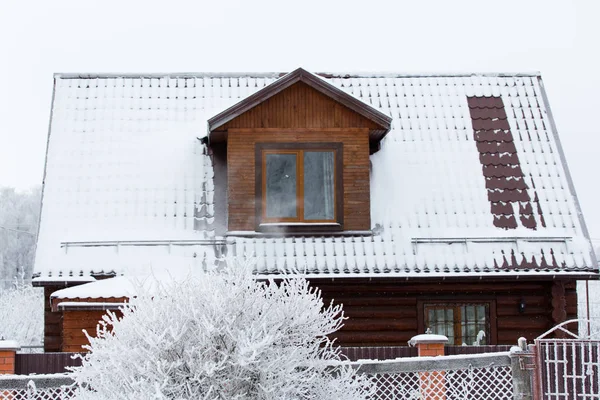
220, 82, 374, 232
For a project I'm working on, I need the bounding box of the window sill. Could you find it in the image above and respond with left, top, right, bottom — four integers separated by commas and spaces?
259, 222, 342, 234
227, 226, 373, 238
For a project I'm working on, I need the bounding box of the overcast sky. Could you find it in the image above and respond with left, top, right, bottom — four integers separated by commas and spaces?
1, 0, 599, 241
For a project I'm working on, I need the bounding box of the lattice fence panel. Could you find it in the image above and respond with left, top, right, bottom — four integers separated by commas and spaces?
0, 386, 77, 400
367, 364, 513, 400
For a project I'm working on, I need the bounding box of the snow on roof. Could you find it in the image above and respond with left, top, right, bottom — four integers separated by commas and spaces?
51, 262, 206, 299
34, 72, 597, 280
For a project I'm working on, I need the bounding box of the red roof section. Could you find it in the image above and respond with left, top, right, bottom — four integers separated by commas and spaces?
468, 96, 544, 230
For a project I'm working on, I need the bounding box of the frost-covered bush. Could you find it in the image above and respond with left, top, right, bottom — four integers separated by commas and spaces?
71, 261, 373, 400
0, 278, 43, 346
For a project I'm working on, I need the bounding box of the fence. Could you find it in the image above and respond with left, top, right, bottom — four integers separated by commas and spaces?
340, 345, 512, 361
533, 319, 600, 400
15, 353, 82, 375
7, 329, 600, 400
0, 351, 521, 400
355, 352, 516, 400
9, 346, 510, 375
536, 340, 600, 399
0, 374, 76, 400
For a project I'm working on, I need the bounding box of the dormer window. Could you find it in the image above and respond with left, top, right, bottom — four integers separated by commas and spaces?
206, 68, 392, 235
256, 143, 343, 231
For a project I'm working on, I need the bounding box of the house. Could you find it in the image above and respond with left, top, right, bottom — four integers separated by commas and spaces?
32, 68, 599, 353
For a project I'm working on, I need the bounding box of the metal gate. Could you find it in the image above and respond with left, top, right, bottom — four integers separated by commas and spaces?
534, 319, 600, 399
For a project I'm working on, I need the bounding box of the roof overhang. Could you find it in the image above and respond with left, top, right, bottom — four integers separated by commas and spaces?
32, 276, 96, 287
207, 67, 392, 145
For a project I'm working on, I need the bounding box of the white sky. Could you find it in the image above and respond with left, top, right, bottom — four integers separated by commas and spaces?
1, 0, 599, 241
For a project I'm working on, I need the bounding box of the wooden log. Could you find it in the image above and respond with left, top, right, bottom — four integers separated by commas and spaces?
497, 315, 552, 330
496, 304, 548, 317
343, 306, 417, 319
331, 330, 417, 345
341, 318, 416, 331
322, 296, 417, 307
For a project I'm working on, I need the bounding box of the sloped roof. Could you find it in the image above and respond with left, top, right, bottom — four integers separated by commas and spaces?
33, 71, 598, 280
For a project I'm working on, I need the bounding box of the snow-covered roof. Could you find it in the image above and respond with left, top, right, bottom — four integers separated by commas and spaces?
34, 71, 598, 281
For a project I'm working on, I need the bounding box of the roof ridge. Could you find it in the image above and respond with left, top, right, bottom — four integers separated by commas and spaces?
54, 71, 542, 79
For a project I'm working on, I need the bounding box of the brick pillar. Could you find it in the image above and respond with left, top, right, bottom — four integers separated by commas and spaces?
410, 334, 448, 400
0, 340, 20, 375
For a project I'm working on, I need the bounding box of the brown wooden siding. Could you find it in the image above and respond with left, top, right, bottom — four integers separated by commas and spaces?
43, 286, 64, 353
312, 279, 577, 347
61, 310, 121, 353
228, 128, 370, 231
219, 82, 380, 131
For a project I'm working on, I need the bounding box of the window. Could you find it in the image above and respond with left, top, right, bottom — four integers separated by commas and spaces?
424, 303, 490, 345
255, 143, 343, 231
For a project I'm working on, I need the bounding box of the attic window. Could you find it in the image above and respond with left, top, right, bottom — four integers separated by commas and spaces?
255, 143, 343, 232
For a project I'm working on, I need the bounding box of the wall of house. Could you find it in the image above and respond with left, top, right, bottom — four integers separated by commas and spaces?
62, 310, 103, 352
61, 308, 123, 353
222, 82, 376, 232
42, 285, 67, 352
312, 279, 577, 347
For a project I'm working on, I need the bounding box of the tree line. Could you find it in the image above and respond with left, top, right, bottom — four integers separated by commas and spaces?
0, 186, 41, 289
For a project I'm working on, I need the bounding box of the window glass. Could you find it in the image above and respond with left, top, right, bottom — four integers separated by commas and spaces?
265, 153, 297, 218
425, 303, 489, 345
428, 308, 454, 344
261, 147, 338, 224
304, 151, 335, 220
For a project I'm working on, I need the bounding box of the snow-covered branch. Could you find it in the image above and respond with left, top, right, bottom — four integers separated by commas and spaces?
0, 278, 43, 346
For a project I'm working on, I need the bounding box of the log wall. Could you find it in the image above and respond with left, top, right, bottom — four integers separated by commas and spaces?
312, 279, 577, 347
43, 286, 65, 353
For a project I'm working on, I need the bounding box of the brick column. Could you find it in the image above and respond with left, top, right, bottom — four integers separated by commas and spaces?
410, 334, 448, 400
0, 341, 20, 375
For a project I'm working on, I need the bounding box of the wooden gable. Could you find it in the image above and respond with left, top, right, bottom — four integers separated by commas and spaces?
217, 81, 381, 131
207, 67, 391, 149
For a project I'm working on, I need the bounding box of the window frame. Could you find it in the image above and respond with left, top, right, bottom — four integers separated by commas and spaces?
417, 299, 497, 345
255, 142, 344, 233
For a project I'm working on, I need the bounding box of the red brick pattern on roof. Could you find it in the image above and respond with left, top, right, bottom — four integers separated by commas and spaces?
493, 248, 561, 270
467, 96, 544, 231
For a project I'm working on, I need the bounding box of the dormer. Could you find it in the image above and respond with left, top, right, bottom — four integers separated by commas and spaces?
207, 68, 391, 234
